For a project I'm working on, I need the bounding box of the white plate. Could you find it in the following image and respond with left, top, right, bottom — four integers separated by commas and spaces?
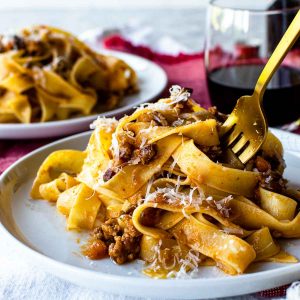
0, 50, 167, 139
0, 128, 300, 299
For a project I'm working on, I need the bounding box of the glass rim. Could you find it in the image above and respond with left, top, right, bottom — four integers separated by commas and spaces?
209, 0, 300, 15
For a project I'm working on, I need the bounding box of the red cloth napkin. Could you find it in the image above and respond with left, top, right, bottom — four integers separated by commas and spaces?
0, 33, 297, 299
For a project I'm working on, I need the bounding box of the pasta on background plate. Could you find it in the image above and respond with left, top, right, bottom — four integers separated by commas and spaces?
0, 25, 138, 123
31, 86, 300, 278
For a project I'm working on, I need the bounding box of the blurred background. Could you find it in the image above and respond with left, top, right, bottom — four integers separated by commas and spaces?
0, 0, 209, 52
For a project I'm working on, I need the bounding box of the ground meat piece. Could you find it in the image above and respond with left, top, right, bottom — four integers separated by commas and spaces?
0, 38, 5, 53
51, 56, 69, 78
140, 207, 162, 226
119, 131, 136, 145
119, 142, 134, 162
82, 239, 107, 260
101, 218, 122, 240
93, 226, 104, 240
108, 234, 140, 264
261, 153, 286, 174
131, 144, 157, 165
208, 106, 228, 123
119, 214, 141, 237
91, 214, 142, 265
115, 131, 136, 163
208, 106, 218, 116
26, 40, 45, 56
108, 236, 126, 264
199, 145, 222, 161
12, 35, 26, 50
249, 154, 287, 199
0, 87, 6, 97
174, 103, 184, 112
255, 156, 271, 172
103, 168, 116, 182
259, 170, 287, 194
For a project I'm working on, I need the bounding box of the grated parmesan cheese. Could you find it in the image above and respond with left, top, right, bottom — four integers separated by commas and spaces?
167, 158, 179, 178
110, 132, 120, 159
167, 249, 201, 279
140, 137, 147, 148
90, 116, 118, 132
139, 123, 157, 135
143, 179, 203, 213
136, 101, 172, 112
147, 240, 201, 279
265, 175, 272, 183
135, 85, 191, 113
169, 85, 191, 105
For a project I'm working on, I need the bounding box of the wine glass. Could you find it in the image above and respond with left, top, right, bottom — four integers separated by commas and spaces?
205, 0, 300, 126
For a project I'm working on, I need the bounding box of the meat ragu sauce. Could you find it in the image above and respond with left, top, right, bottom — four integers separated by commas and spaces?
82, 208, 142, 263
82, 103, 295, 265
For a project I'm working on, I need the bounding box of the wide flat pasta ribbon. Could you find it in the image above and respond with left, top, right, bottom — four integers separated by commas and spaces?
78, 125, 114, 190
173, 140, 259, 197
172, 216, 256, 275
229, 196, 300, 238
101, 135, 183, 199
146, 119, 219, 146
39, 172, 78, 202
31, 150, 86, 199
259, 187, 297, 221
246, 227, 280, 261
67, 183, 101, 230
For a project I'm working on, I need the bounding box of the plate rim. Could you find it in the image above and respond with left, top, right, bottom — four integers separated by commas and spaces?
1, 128, 300, 297
0, 50, 167, 129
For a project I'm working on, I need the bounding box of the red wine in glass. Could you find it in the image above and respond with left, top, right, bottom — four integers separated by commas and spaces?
207, 64, 300, 126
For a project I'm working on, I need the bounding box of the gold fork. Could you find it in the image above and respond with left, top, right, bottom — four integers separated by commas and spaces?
220, 10, 300, 164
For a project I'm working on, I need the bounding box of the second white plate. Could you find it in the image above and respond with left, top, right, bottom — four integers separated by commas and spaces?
0, 50, 167, 139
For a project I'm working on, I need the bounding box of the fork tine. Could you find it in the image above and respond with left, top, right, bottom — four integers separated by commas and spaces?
224, 126, 241, 146
238, 141, 257, 164
220, 114, 237, 136
238, 150, 252, 164
231, 135, 248, 154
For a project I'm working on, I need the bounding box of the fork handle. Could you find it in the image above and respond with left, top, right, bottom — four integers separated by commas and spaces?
254, 9, 300, 102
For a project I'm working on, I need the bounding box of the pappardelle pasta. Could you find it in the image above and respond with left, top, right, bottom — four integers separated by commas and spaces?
31, 86, 300, 278
0, 25, 138, 123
